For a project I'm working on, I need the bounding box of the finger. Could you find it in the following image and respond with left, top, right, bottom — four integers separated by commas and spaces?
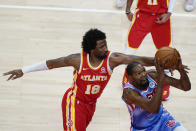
12, 74, 22, 80
185, 70, 189, 73
11, 76, 19, 80
3, 71, 12, 76
7, 74, 14, 81
183, 65, 190, 70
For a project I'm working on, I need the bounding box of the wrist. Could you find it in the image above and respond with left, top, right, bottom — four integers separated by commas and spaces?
125, 10, 131, 15
167, 12, 172, 16
22, 61, 49, 74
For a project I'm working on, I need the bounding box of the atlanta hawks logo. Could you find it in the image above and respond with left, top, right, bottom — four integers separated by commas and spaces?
100, 67, 106, 73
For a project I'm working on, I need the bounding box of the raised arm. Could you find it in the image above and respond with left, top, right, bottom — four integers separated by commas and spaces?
109, 52, 154, 70
162, 59, 191, 91
3, 53, 80, 81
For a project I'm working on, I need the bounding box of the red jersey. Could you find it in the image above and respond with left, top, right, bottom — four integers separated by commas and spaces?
137, 0, 169, 13
71, 50, 112, 103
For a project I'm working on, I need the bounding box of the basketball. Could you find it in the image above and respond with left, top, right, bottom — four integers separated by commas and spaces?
155, 47, 180, 69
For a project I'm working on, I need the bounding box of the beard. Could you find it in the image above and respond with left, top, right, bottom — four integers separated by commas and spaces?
97, 51, 108, 60
139, 79, 149, 89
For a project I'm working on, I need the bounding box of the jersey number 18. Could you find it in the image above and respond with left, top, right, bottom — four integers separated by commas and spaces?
85, 85, 100, 95
147, 0, 158, 5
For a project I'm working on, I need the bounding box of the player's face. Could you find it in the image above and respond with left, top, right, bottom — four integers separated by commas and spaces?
131, 64, 149, 89
94, 39, 108, 60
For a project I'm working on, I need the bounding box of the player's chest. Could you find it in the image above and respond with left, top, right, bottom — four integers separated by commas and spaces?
79, 67, 109, 82
141, 81, 157, 99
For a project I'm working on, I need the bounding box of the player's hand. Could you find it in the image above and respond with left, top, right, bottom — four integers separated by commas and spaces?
176, 58, 190, 73
3, 69, 23, 81
156, 12, 171, 24
126, 12, 134, 22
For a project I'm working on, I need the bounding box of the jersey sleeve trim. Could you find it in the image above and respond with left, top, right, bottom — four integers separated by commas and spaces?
87, 53, 104, 70
78, 49, 84, 74
107, 51, 113, 75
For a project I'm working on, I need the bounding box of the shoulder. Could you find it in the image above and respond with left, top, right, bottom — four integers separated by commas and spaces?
110, 52, 124, 58
109, 52, 128, 68
147, 69, 158, 81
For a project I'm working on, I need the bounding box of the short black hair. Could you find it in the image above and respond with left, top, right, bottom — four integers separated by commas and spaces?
81, 28, 106, 53
126, 61, 140, 76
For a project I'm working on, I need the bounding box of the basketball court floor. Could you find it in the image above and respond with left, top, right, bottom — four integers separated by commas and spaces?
0, 0, 196, 131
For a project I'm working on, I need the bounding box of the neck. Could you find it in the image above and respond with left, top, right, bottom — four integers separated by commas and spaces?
132, 82, 148, 90
89, 54, 103, 67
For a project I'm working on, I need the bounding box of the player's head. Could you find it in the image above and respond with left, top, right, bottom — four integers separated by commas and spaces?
126, 62, 149, 89
82, 29, 108, 59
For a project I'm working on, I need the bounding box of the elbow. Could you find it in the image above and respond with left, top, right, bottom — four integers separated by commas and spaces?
182, 82, 191, 91
183, 85, 191, 91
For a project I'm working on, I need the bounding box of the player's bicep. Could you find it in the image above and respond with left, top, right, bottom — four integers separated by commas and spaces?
47, 53, 80, 69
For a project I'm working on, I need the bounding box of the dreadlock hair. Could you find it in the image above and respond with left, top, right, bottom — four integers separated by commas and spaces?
126, 61, 140, 76
82, 28, 106, 53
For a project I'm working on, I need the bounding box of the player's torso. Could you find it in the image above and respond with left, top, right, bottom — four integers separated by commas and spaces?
72, 50, 112, 103
123, 75, 163, 129
137, 0, 169, 13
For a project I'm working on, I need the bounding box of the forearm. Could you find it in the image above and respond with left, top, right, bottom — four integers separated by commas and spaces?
22, 61, 49, 74
22, 56, 71, 74
124, 55, 154, 66
138, 57, 154, 67
149, 83, 163, 113
126, 0, 134, 13
21, 57, 66, 74
123, 86, 162, 114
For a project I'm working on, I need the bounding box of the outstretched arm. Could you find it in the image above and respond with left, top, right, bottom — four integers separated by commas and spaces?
47, 53, 80, 69
109, 52, 154, 70
3, 53, 80, 81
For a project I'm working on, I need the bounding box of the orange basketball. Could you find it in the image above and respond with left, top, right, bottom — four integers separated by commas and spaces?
155, 47, 180, 69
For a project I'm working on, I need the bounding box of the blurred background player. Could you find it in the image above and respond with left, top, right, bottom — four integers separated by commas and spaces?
122, 60, 191, 131
116, 0, 195, 12
184, 0, 195, 12
120, 0, 176, 101
116, 0, 127, 8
